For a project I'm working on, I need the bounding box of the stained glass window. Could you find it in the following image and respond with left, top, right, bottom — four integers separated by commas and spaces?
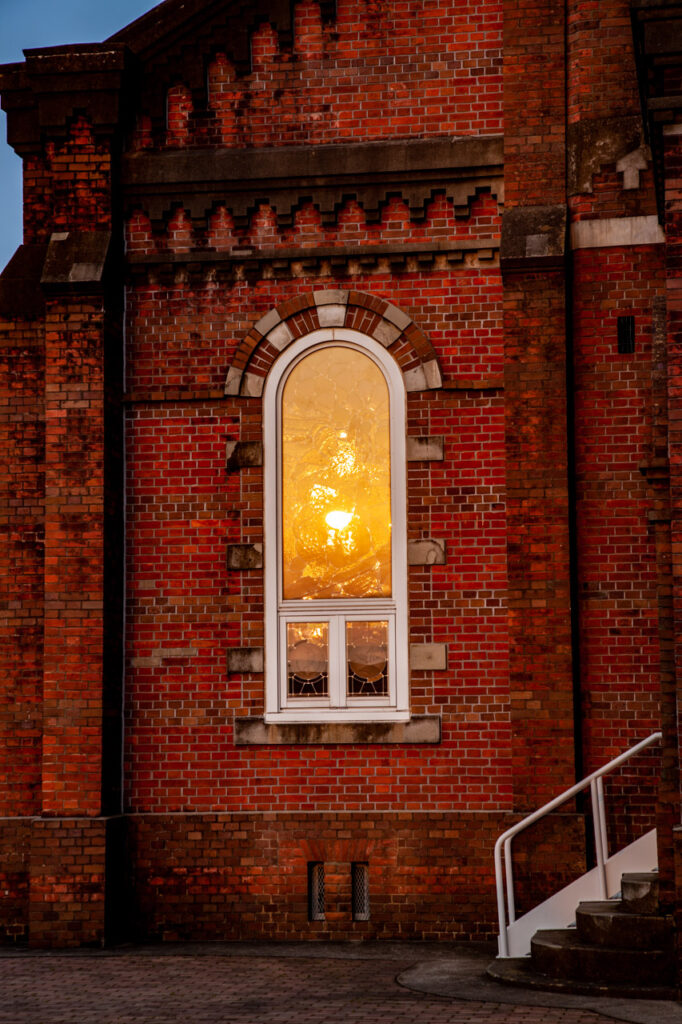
346, 620, 388, 696
287, 622, 328, 697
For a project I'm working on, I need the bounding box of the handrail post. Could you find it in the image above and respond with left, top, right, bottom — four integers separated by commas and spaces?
590, 778, 608, 899
504, 837, 516, 925
494, 837, 509, 957
596, 775, 608, 863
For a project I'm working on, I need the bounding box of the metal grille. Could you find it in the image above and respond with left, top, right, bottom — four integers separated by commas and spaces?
352, 862, 370, 921
617, 315, 635, 354
308, 862, 325, 921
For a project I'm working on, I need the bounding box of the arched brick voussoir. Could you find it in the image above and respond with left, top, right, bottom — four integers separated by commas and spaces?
223, 289, 442, 397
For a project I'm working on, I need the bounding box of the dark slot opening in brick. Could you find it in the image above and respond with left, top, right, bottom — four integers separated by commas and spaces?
308, 862, 325, 921
617, 315, 635, 354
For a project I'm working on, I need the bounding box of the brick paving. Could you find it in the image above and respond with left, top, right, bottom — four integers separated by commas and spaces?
0, 950, 625, 1024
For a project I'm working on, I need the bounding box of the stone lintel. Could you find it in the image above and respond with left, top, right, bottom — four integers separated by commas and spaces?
570, 215, 665, 250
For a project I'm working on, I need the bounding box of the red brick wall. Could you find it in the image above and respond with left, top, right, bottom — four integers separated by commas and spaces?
0, 0, 675, 948
0, 820, 31, 944
125, 811, 585, 943
132, 0, 503, 153
28, 818, 108, 948
663, 128, 682, 918
23, 119, 112, 246
565, 0, 668, 856
503, 0, 566, 208
572, 247, 665, 774
0, 315, 44, 817
124, 269, 510, 815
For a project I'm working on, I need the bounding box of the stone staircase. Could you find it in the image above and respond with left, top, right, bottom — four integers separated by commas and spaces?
488, 872, 677, 999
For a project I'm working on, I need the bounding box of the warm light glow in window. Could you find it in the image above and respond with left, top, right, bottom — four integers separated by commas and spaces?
281, 347, 392, 600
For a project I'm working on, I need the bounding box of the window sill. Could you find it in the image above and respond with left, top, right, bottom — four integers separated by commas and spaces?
234, 715, 441, 745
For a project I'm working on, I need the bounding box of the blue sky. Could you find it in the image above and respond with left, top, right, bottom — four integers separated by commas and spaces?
0, 0, 159, 271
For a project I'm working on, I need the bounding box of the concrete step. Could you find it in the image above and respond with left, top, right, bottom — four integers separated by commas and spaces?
530, 928, 675, 986
575, 900, 674, 949
621, 871, 659, 913
486, 954, 678, 1000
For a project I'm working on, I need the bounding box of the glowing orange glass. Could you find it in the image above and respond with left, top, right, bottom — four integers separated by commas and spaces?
281, 347, 392, 600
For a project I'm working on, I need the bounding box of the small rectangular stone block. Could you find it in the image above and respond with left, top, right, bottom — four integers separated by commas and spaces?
314, 289, 348, 306
267, 321, 294, 351
410, 643, 447, 671
373, 319, 402, 347
317, 303, 347, 327
224, 366, 242, 395
226, 441, 263, 471
423, 358, 442, 389
403, 365, 428, 392
227, 543, 263, 570
407, 539, 446, 565
227, 648, 264, 673
130, 647, 198, 667
406, 436, 444, 461
254, 308, 282, 336
382, 301, 411, 331
242, 372, 264, 397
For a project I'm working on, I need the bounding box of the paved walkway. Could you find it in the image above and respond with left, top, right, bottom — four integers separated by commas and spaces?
0, 942, 680, 1024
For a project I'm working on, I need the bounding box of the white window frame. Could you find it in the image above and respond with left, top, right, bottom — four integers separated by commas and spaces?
264, 328, 409, 723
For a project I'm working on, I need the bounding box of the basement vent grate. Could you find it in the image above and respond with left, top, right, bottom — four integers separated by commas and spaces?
308, 862, 325, 921
617, 315, 635, 354
352, 862, 370, 921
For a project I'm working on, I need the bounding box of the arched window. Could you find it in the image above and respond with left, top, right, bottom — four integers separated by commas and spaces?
264, 329, 408, 722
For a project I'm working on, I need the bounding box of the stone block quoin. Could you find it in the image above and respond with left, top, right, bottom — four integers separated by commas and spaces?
224, 289, 442, 397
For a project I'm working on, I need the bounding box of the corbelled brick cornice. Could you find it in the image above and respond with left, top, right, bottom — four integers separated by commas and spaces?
0, 44, 135, 157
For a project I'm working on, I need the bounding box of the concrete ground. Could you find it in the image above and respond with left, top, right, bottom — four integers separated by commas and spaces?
1, 941, 681, 1024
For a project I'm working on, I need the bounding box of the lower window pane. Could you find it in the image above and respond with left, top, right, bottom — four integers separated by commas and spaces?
287, 622, 329, 697
347, 620, 388, 696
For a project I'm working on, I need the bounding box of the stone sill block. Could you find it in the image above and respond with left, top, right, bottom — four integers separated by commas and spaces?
234, 715, 441, 746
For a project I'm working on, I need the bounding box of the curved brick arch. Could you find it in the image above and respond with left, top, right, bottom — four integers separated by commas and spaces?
224, 290, 442, 398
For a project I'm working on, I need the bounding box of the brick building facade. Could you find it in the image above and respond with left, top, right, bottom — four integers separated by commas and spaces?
0, 0, 681, 972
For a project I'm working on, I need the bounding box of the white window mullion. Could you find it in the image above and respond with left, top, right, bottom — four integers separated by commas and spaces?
329, 617, 344, 708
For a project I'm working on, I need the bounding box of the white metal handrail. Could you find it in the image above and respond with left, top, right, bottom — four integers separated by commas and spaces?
495, 731, 662, 957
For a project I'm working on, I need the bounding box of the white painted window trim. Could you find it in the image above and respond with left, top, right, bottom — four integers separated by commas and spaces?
264, 328, 409, 723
